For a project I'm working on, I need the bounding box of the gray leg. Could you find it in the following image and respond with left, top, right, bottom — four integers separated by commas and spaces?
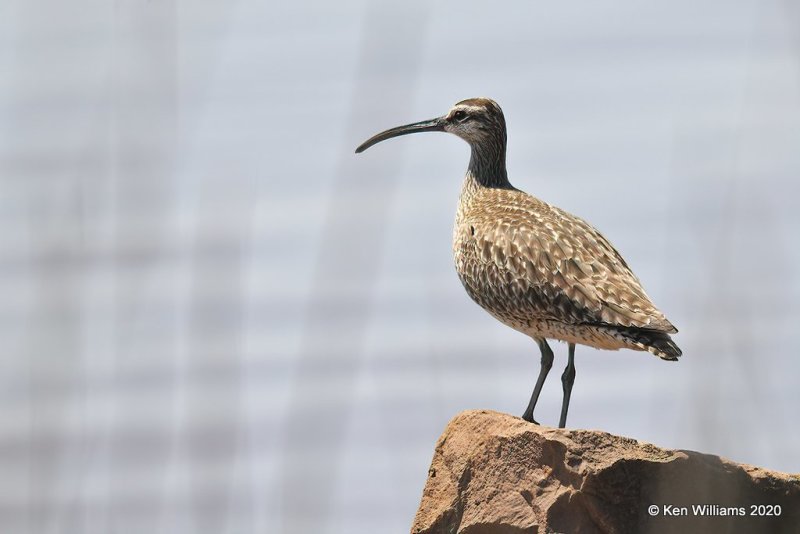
558, 343, 576, 428
522, 338, 554, 424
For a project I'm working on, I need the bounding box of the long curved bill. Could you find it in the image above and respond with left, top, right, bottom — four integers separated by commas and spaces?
355, 117, 444, 153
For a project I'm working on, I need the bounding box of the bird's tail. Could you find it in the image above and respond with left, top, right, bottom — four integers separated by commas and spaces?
611, 326, 682, 361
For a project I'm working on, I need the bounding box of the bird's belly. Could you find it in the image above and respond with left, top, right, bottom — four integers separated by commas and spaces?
455, 278, 628, 351
453, 235, 541, 331
453, 233, 628, 350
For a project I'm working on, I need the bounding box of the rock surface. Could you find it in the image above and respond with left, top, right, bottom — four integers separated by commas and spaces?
411, 410, 800, 534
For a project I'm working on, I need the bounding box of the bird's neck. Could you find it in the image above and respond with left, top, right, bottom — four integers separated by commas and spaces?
467, 138, 510, 189
459, 147, 511, 214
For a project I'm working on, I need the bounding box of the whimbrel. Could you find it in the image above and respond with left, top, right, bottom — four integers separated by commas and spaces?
355, 98, 680, 428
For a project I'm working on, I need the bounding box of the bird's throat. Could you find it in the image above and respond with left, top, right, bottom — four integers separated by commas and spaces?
468, 144, 510, 189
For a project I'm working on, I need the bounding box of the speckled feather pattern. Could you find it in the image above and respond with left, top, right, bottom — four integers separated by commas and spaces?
454, 173, 679, 359
356, 96, 680, 361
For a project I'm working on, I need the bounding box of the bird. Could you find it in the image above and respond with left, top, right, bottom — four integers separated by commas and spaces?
355, 97, 680, 428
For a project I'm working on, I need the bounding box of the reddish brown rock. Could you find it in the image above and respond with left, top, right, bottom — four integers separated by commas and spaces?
411, 410, 800, 534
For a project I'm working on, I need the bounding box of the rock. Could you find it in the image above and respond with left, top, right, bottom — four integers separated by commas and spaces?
411, 410, 800, 534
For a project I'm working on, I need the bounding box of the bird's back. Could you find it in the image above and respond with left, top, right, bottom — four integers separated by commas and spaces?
453, 177, 680, 360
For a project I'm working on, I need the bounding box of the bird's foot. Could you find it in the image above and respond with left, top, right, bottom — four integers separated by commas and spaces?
521, 413, 539, 425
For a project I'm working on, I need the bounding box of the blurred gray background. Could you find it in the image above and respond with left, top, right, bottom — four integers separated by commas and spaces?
1, 1, 799, 533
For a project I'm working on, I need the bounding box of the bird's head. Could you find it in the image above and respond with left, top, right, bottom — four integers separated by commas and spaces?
355, 97, 506, 153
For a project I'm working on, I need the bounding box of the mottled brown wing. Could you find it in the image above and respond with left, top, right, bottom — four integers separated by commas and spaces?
466, 190, 677, 333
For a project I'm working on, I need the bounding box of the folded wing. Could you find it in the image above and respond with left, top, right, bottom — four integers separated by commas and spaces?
464, 191, 677, 334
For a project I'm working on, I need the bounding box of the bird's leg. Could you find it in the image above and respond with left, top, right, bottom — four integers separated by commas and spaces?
558, 343, 576, 428
522, 339, 554, 424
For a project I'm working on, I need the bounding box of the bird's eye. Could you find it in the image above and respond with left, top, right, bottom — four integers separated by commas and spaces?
452, 110, 468, 122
